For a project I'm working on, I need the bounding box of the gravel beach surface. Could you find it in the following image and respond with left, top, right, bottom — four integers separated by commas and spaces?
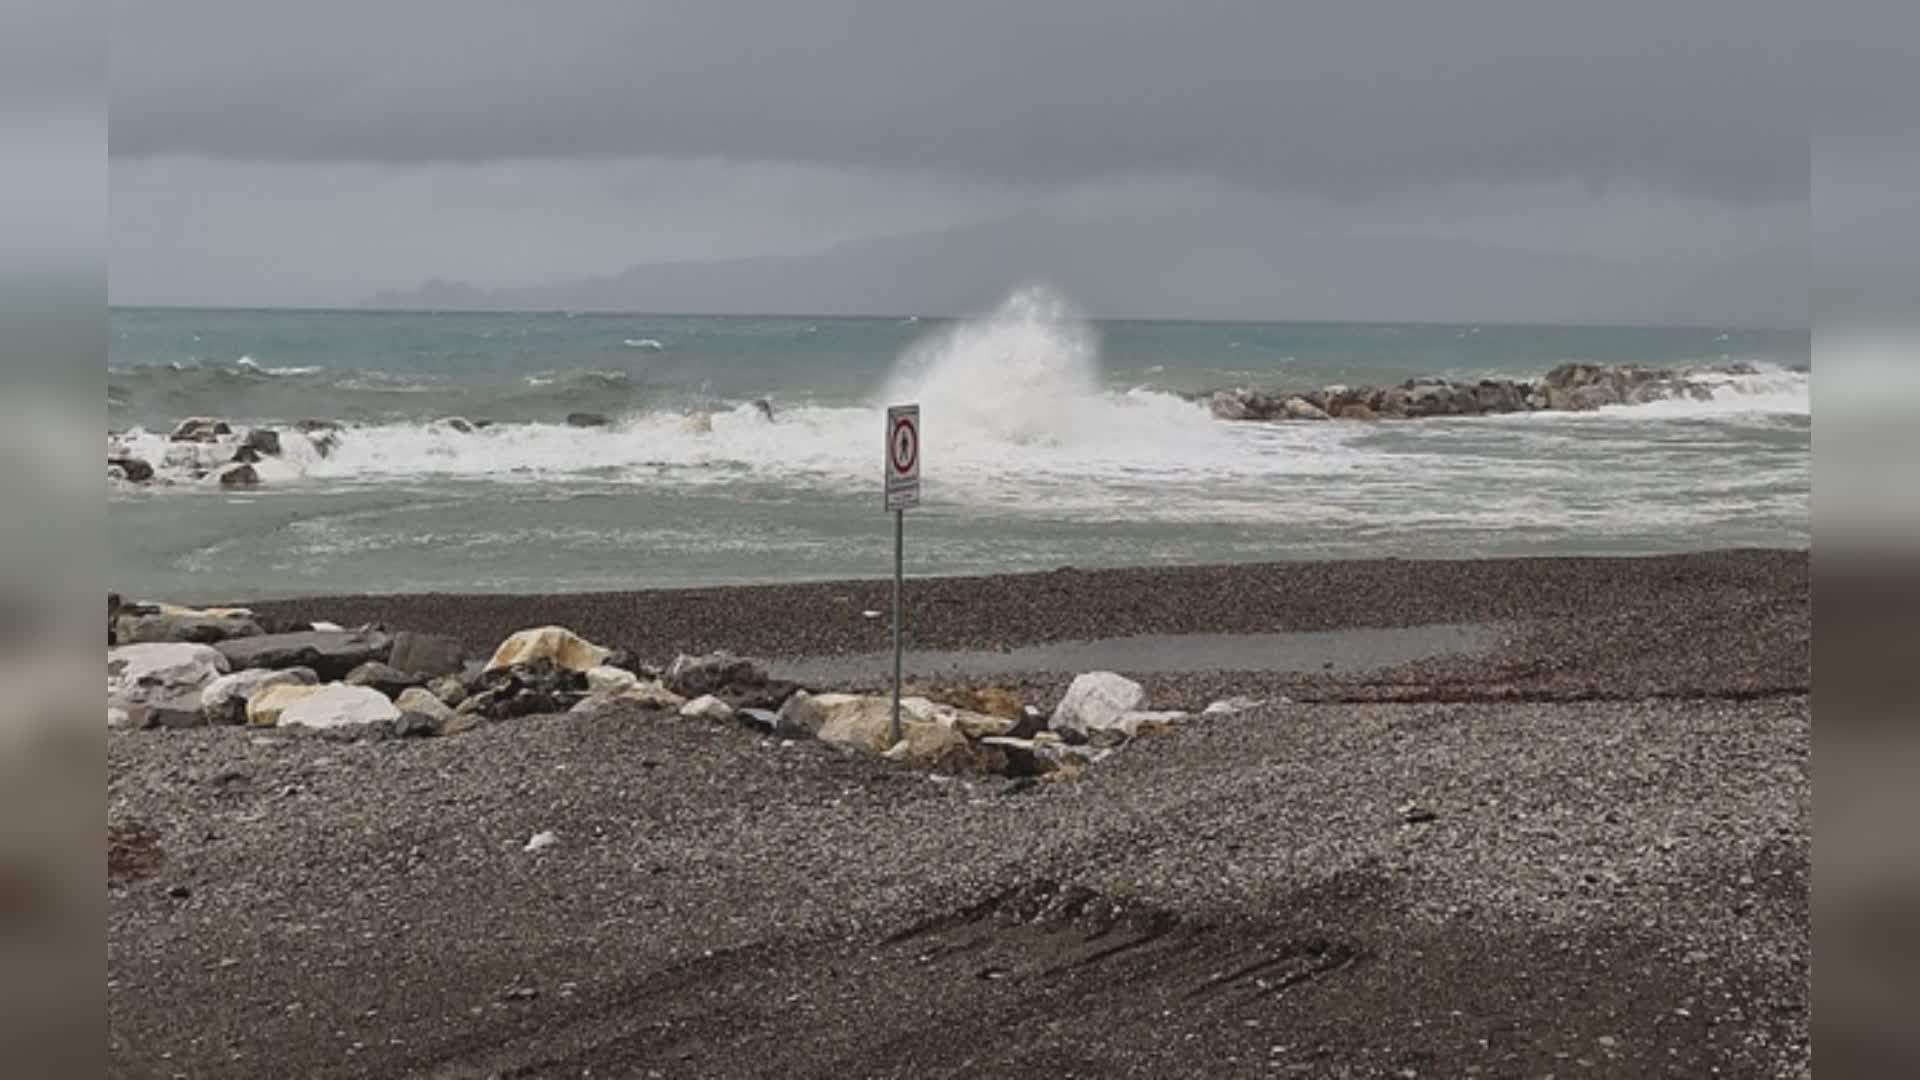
112, 551, 1810, 1077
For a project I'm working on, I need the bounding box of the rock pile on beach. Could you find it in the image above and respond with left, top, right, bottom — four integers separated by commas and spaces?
1202, 360, 1748, 422
106, 599, 1259, 778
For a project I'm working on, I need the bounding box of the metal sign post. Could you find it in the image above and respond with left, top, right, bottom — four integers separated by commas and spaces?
884, 404, 920, 745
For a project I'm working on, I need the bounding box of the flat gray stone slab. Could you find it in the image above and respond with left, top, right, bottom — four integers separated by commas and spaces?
215, 630, 393, 681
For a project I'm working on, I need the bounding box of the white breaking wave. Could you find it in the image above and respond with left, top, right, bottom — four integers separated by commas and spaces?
109, 288, 1808, 529
622, 338, 665, 350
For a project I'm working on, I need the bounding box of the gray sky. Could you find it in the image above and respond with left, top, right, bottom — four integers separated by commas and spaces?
104, 0, 1821, 319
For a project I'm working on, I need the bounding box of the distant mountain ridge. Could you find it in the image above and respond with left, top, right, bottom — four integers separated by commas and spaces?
362, 212, 1806, 328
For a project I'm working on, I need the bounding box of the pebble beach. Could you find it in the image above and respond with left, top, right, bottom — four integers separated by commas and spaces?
108, 549, 1810, 1077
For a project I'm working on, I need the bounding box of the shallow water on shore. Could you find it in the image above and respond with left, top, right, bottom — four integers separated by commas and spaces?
773, 623, 1504, 682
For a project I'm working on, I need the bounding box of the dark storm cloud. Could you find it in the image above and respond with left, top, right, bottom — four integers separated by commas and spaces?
3, 1, 99, 102
111, 0, 1803, 201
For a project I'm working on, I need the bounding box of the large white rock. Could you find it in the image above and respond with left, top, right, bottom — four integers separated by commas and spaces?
200, 667, 318, 725
275, 684, 402, 731
485, 626, 610, 673
108, 642, 230, 706
1048, 672, 1148, 738
810, 694, 971, 760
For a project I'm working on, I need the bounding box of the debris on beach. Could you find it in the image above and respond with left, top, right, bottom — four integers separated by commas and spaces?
523, 831, 559, 853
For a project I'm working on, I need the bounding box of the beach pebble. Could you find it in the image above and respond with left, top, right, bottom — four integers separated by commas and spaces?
524, 831, 559, 853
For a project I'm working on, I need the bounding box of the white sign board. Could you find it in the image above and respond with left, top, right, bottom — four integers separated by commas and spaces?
884, 403, 920, 511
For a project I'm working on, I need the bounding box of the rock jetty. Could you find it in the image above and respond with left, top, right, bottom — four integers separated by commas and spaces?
1201, 361, 1753, 422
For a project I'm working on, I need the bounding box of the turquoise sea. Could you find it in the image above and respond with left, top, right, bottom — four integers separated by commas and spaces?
109, 288, 1810, 600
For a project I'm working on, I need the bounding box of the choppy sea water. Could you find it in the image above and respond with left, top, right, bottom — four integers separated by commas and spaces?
109, 288, 1810, 601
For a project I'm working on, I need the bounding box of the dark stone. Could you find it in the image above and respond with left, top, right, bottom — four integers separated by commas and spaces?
170, 417, 230, 442
345, 661, 425, 698
752, 398, 776, 421
723, 678, 802, 713
216, 629, 393, 681
737, 706, 811, 740
442, 417, 474, 433
229, 445, 262, 464
504, 689, 565, 717
600, 647, 657, 678
242, 428, 282, 456
455, 688, 504, 717
218, 463, 260, 487
394, 712, 440, 738
254, 614, 319, 635
664, 651, 769, 698
386, 631, 467, 678
565, 412, 610, 428
109, 457, 155, 482
462, 658, 587, 719
1007, 709, 1047, 740
114, 610, 264, 645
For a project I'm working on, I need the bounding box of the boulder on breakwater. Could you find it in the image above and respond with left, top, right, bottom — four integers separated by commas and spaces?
1202, 362, 1741, 422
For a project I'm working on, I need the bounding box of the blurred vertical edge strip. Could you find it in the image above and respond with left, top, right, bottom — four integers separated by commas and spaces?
0, 1, 105, 1076
1814, 0, 1920, 1075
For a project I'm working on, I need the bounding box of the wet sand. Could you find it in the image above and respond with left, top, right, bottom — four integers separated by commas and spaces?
111, 550, 1811, 1077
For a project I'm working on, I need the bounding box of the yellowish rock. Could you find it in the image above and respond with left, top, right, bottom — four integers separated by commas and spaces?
246, 683, 322, 727
484, 626, 610, 673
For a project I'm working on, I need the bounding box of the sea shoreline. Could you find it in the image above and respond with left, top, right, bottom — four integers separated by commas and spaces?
243, 547, 1809, 704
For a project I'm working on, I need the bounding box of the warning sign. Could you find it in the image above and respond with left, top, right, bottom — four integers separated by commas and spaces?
885, 404, 920, 511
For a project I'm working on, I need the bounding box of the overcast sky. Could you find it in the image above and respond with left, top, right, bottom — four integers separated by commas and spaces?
101, 0, 1824, 318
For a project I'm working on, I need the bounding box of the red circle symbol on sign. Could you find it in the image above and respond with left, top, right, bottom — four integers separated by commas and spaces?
890, 415, 917, 475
